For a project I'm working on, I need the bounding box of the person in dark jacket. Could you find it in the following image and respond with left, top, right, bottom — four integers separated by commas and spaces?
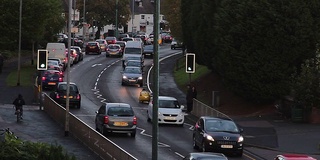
186, 84, 193, 113
192, 86, 197, 99
13, 94, 25, 117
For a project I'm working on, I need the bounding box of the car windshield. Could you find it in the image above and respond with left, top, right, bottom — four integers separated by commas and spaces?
107, 107, 134, 116
127, 61, 140, 66
159, 100, 180, 109
125, 48, 141, 54
48, 61, 59, 66
205, 120, 239, 132
144, 45, 153, 50
96, 40, 105, 44
124, 67, 141, 74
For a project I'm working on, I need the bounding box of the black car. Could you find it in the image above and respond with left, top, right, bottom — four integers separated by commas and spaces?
50, 82, 81, 108
143, 45, 154, 58
121, 66, 143, 87
183, 152, 228, 160
193, 116, 244, 157
41, 70, 64, 90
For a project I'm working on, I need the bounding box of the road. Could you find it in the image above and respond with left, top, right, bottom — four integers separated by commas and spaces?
53, 44, 305, 160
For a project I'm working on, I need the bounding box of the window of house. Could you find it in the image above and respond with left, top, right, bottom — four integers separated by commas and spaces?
141, 15, 145, 19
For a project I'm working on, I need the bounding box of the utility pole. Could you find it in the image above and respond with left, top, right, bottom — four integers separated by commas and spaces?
115, 0, 118, 38
82, 0, 86, 41
152, 0, 160, 159
17, 0, 22, 86
131, 0, 134, 33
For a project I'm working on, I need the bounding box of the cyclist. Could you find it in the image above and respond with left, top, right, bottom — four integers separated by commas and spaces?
13, 94, 25, 118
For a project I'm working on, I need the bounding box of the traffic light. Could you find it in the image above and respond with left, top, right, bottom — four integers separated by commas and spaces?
186, 53, 195, 73
37, 50, 48, 70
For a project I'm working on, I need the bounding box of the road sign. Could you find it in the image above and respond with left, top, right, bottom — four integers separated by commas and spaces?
37, 50, 48, 70
186, 53, 195, 73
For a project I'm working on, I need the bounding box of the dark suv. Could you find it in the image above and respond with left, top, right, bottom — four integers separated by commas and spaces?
85, 42, 101, 55
50, 82, 81, 108
193, 116, 244, 157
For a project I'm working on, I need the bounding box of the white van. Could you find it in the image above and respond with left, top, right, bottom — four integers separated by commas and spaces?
122, 41, 144, 66
46, 43, 66, 69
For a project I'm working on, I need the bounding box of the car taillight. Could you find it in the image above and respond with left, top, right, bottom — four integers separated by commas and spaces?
133, 116, 137, 125
76, 94, 80, 99
104, 116, 109, 124
112, 40, 116, 43
42, 77, 46, 81
58, 77, 63, 82
56, 94, 60, 99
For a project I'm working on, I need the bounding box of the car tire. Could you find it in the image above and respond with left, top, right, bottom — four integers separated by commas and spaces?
139, 83, 143, 88
178, 123, 184, 127
201, 142, 207, 152
193, 136, 199, 149
147, 116, 151, 122
130, 131, 136, 138
121, 82, 124, 86
101, 127, 107, 136
77, 102, 81, 109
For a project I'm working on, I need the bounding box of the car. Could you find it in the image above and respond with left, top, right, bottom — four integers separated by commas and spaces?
124, 60, 144, 71
122, 54, 144, 69
106, 44, 122, 57
163, 33, 173, 43
183, 152, 228, 160
47, 65, 64, 76
193, 116, 244, 157
136, 33, 151, 45
96, 39, 108, 52
118, 33, 129, 41
70, 46, 83, 62
133, 38, 144, 46
171, 38, 184, 49
143, 45, 154, 58
50, 82, 81, 108
65, 49, 75, 66
274, 154, 317, 160
85, 42, 101, 55
48, 60, 64, 71
41, 70, 64, 90
95, 103, 137, 137
147, 96, 185, 126
56, 33, 68, 42
122, 37, 134, 42
71, 38, 84, 48
105, 36, 117, 44
139, 89, 151, 103
115, 41, 126, 55
121, 66, 143, 87
48, 58, 65, 71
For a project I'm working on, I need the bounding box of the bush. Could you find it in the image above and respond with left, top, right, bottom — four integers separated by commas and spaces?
0, 132, 76, 160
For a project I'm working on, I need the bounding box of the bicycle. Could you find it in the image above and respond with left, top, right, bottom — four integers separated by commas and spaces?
14, 106, 22, 122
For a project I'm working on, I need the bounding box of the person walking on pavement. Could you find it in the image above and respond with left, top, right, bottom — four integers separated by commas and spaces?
186, 84, 193, 113
192, 86, 197, 99
13, 94, 25, 118
0, 53, 4, 74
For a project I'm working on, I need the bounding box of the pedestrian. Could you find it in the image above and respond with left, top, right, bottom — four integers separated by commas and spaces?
192, 86, 197, 99
186, 84, 193, 113
13, 94, 25, 118
0, 53, 4, 74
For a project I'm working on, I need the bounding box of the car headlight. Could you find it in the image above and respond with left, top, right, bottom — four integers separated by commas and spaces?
204, 133, 214, 141
122, 76, 127, 79
138, 76, 143, 80
238, 136, 244, 142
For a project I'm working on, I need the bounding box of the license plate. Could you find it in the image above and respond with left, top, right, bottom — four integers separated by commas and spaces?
114, 122, 128, 126
90, 46, 94, 48
48, 82, 56, 85
164, 117, 176, 120
221, 145, 233, 148
110, 52, 118, 55
129, 80, 136, 82
63, 96, 73, 98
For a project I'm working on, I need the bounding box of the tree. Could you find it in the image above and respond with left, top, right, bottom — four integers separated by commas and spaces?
161, 0, 183, 41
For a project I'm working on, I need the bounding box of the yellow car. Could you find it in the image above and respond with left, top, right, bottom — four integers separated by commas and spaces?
139, 89, 151, 103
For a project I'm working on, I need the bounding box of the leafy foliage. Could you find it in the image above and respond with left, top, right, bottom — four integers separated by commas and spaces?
181, 0, 320, 103
0, 132, 76, 160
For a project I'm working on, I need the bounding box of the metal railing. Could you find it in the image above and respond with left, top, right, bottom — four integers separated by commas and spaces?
42, 94, 137, 160
192, 98, 232, 120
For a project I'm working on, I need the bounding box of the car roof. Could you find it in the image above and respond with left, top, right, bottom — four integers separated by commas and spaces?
108, 44, 121, 47
58, 82, 76, 85
200, 116, 234, 122
158, 96, 177, 101
188, 152, 227, 159
105, 103, 130, 108
277, 154, 316, 160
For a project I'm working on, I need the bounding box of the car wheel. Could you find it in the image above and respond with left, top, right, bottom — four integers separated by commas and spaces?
147, 115, 151, 122
201, 142, 207, 152
77, 102, 81, 109
178, 123, 184, 127
121, 82, 124, 86
139, 83, 143, 88
101, 127, 107, 136
130, 130, 136, 138
193, 136, 199, 149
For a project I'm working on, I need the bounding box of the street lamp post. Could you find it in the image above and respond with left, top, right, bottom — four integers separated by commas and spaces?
17, 0, 22, 86
82, 0, 86, 41
115, 0, 118, 38
131, 0, 134, 33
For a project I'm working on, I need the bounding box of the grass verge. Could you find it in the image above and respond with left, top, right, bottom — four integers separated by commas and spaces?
6, 63, 37, 87
173, 57, 212, 104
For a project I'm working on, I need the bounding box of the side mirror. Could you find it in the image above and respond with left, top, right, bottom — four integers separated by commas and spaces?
95, 111, 98, 114
239, 128, 244, 133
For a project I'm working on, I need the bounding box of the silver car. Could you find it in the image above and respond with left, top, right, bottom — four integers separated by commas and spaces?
95, 103, 137, 137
